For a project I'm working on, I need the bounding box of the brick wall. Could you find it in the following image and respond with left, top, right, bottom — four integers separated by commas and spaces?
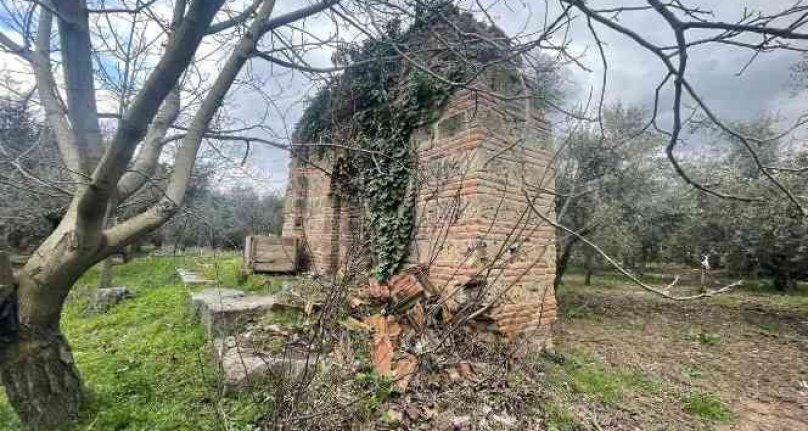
283, 76, 557, 342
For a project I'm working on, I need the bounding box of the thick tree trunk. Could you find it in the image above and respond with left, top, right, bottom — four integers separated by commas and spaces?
1, 208, 95, 429
0, 327, 85, 430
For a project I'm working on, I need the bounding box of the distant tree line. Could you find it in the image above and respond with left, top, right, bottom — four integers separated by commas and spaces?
0, 101, 283, 254
556, 106, 808, 291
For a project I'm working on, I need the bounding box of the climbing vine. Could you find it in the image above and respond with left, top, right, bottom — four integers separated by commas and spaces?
293, 2, 511, 281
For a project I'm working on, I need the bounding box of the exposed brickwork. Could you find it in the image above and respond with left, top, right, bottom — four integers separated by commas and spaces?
283, 77, 557, 343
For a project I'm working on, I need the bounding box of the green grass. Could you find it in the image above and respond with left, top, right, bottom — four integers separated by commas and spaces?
685, 327, 722, 346
682, 391, 735, 423
541, 400, 581, 431
0, 256, 267, 431
199, 254, 292, 295
537, 350, 661, 406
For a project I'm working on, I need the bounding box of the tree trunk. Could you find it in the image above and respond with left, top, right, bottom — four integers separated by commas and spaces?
0, 327, 85, 430
772, 271, 796, 292
584, 249, 594, 286
554, 238, 578, 289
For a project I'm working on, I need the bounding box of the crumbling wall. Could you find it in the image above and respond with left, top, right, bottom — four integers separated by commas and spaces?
283, 151, 362, 275
407, 81, 556, 341
283, 81, 557, 342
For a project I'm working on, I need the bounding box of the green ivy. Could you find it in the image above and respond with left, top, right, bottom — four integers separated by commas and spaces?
293, 2, 511, 281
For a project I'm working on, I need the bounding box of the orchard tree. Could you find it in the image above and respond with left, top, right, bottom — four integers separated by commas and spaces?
554, 105, 664, 286
0, 1, 344, 428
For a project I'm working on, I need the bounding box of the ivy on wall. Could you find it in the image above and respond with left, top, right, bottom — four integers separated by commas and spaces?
293, 2, 514, 281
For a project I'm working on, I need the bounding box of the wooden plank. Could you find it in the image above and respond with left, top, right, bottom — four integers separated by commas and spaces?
244, 235, 298, 273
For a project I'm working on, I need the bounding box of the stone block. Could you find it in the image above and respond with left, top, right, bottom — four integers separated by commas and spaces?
188, 288, 245, 317
191, 288, 278, 337
176, 268, 213, 285
84, 287, 134, 315
214, 337, 314, 389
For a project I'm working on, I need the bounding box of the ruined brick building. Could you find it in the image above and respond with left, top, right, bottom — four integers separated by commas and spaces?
281, 10, 557, 343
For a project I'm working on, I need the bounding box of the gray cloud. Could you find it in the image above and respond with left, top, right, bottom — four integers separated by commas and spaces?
235, 1, 808, 192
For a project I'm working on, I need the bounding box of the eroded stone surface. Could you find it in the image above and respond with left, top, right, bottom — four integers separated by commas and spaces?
214, 337, 313, 388
188, 288, 245, 317
190, 288, 280, 337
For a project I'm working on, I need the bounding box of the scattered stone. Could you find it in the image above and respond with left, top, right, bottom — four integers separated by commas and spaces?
84, 287, 134, 314
393, 353, 418, 392
176, 268, 213, 285
216, 341, 313, 388
349, 296, 364, 309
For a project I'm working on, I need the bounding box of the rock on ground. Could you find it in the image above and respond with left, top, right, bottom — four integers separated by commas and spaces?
214, 336, 314, 388
191, 288, 279, 337
84, 287, 134, 314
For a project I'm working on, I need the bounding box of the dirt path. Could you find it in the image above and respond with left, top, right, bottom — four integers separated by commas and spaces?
556, 286, 808, 430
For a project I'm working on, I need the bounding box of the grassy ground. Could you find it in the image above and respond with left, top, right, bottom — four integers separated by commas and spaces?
0, 254, 267, 431
2, 259, 805, 430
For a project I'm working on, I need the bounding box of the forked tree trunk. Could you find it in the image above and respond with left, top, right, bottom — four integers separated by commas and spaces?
0, 327, 85, 430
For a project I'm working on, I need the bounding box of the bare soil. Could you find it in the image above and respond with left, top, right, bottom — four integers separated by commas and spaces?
556, 280, 808, 430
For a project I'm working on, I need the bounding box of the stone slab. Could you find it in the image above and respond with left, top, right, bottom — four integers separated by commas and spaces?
190, 288, 279, 337
84, 287, 134, 314
188, 288, 246, 317
214, 337, 314, 389
176, 268, 213, 285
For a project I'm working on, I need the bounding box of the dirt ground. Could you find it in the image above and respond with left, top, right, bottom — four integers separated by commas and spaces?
555, 279, 808, 431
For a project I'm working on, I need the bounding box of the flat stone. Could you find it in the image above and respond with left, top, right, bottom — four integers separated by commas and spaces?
191, 288, 279, 337
84, 287, 134, 314
189, 288, 246, 317
176, 268, 213, 285
214, 338, 316, 389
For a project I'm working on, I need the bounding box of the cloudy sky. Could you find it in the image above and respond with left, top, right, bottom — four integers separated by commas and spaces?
232, 0, 807, 194
1, 1, 804, 194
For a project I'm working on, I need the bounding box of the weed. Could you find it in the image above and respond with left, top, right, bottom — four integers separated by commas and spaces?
561, 303, 591, 319
682, 391, 735, 423
686, 327, 721, 345
540, 351, 660, 405
681, 365, 705, 379
353, 371, 394, 420
542, 401, 582, 431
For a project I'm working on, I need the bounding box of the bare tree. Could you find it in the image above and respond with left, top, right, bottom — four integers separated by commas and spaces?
0, 1, 344, 428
